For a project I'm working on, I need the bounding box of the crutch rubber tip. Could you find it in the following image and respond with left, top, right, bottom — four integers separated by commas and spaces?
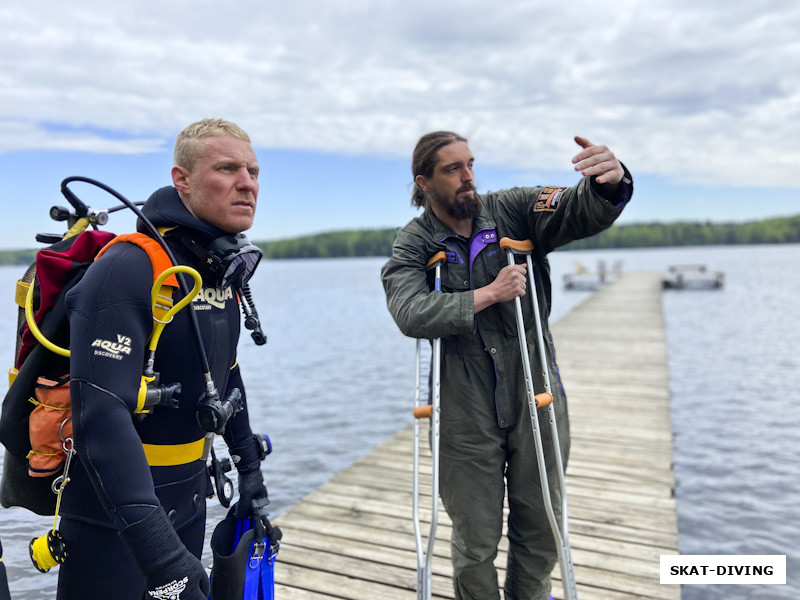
534, 392, 553, 407
412, 405, 434, 419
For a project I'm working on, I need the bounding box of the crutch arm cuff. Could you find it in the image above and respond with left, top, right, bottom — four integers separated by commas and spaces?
499, 237, 534, 253
426, 251, 447, 268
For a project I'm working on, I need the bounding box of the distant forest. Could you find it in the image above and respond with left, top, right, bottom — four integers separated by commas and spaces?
254, 213, 800, 259
1, 214, 798, 265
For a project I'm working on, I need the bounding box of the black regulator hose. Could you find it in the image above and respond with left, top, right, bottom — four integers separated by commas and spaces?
60, 177, 227, 427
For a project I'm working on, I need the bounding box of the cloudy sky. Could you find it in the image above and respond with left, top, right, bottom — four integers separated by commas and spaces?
0, 0, 798, 248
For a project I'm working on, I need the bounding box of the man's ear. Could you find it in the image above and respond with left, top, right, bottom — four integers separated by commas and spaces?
415, 174, 429, 194
171, 165, 191, 194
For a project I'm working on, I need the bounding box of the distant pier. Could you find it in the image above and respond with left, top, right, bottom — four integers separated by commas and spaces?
661, 265, 724, 289
272, 273, 680, 599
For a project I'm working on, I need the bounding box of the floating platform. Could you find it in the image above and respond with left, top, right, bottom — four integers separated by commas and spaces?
662, 265, 724, 290
271, 272, 679, 599
563, 259, 622, 291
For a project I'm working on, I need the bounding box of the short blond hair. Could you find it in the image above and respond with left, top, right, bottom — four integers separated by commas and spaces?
174, 118, 251, 172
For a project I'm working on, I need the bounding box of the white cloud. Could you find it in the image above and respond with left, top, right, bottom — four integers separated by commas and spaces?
1, 0, 798, 187
0, 120, 165, 154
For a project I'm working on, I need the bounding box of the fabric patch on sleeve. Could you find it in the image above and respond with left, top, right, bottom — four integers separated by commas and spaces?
534, 186, 567, 212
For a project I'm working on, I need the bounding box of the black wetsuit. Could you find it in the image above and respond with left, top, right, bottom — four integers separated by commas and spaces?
59, 187, 258, 599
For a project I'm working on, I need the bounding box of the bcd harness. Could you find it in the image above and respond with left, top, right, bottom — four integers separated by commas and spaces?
10, 230, 203, 481
2, 228, 206, 573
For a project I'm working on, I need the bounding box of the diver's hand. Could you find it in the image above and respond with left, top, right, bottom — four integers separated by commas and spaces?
229, 433, 281, 545
146, 557, 209, 600
120, 507, 210, 600
234, 467, 268, 520
230, 433, 272, 520
233, 470, 283, 547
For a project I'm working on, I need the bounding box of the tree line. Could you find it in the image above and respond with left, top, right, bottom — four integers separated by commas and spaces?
562, 214, 800, 250
256, 213, 800, 259
1, 214, 798, 265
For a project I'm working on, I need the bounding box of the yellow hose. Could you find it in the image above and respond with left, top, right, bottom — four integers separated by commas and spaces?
148, 266, 202, 351
24, 278, 70, 357
24, 263, 202, 358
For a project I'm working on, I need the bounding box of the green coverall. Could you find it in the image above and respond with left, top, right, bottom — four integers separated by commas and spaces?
381, 174, 630, 600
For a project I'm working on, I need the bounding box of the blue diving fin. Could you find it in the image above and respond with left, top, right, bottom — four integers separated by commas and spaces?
209, 505, 279, 600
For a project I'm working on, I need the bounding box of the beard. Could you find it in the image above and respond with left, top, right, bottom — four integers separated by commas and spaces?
430, 183, 482, 221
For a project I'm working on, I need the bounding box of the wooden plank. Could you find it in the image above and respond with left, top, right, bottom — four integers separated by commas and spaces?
272, 273, 680, 599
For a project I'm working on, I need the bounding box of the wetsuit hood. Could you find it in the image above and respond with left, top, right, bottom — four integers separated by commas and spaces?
138, 186, 228, 242
139, 186, 262, 291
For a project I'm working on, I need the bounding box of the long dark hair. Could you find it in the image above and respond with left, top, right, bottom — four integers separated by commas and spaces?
411, 131, 467, 208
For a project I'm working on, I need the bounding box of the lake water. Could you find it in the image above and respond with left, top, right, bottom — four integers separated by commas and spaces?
0, 243, 797, 599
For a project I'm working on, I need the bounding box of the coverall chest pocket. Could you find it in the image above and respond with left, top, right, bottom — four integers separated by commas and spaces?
440, 262, 471, 293
436, 261, 476, 348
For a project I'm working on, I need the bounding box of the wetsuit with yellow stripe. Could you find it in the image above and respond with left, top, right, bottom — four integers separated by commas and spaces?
57, 186, 258, 599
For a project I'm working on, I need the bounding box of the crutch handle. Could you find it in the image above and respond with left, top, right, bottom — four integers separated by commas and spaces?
413, 405, 434, 419
426, 251, 447, 268
499, 237, 533, 254
535, 392, 553, 408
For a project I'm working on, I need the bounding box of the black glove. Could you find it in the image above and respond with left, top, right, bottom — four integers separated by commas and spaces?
229, 435, 282, 547
234, 463, 283, 549
120, 506, 210, 600
229, 434, 269, 521
235, 467, 269, 520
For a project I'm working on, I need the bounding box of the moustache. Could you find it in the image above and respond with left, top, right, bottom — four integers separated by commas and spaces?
457, 183, 476, 194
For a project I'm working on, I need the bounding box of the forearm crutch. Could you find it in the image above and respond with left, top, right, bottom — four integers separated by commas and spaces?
411, 251, 446, 600
500, 238, 579, 600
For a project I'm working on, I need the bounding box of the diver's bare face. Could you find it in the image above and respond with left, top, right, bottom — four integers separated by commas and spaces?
172, 136, 259, 233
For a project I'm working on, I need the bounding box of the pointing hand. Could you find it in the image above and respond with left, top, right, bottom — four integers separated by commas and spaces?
572, 137, 624, 185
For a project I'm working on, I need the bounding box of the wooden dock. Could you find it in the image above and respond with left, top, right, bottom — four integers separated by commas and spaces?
271, 273, 679, 599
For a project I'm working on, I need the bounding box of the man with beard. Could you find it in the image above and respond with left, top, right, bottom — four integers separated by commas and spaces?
381, 131, 632, 600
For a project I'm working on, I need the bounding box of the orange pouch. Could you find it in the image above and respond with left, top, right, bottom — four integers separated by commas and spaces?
28, 376, 72, 477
